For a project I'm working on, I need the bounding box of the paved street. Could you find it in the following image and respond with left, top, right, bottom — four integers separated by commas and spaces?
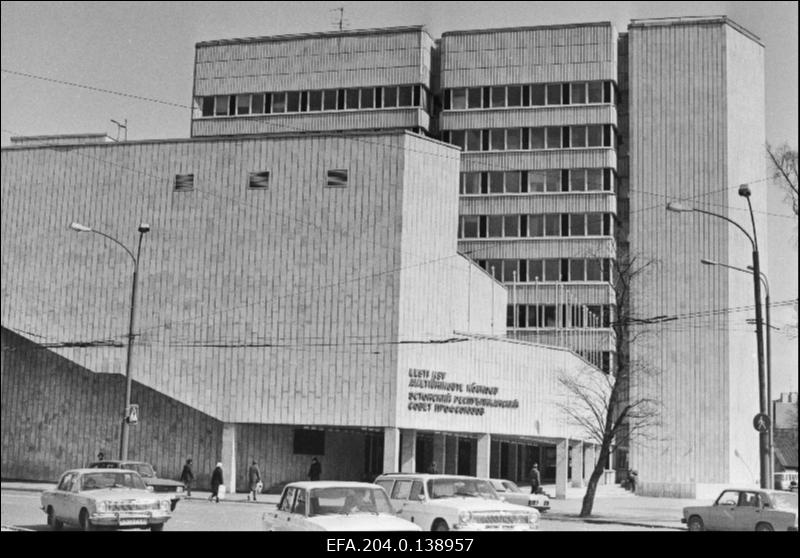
1, 488, 677, 532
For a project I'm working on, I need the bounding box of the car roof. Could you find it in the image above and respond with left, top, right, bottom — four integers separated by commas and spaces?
284, 481, 382, 490
62, 468, 141, 474
91, 460, 149, 465
376, 473, 481, 480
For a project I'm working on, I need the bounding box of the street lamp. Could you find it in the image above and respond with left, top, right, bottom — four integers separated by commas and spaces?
666, 186, 769, 489
700, 258, 774, 486
70, 221, 150, 461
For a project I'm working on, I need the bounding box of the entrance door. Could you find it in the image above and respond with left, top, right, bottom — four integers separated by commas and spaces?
457, 439, 473, 475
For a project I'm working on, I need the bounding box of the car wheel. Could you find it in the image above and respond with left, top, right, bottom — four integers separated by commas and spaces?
80, 509, 95, 532
432, 519, 449, 531
46, 506, 63, 531
150, 523, 165, 532
687, 515, 705, 531
755, 522, 774, 532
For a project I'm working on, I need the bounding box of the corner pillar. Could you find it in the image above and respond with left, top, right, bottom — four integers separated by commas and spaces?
555, 439, 569, 499
400, 429, 417, 472
476, 434, 491, 478
221, 423, 237, 494
570, 441, 584, 488
383, 427, 400, 474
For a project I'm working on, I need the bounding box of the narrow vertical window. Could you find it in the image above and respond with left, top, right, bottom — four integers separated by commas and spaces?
326, 169, 348, 188
299, 91, 309, 112
202, 97, 214, 117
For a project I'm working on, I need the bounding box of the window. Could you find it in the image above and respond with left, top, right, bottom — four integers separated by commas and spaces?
572, 126, 587, 148
545, 170, 561, 192
409, 481, 424, 501
383, 86, 398, 108
528, 260, 544, 282
546, 127, 561, 149
488, 172, 504, 194
571, 170, 586, 191
546, 84, 562, 105
506, 129, 522, 150
587, 169, 603, 191
248, 171, 270, 189
392, 481, 413, 500
236, 94, 250, 115
308, 90, 323, 111
503, 260, 519, 282
488, 215, 503, 237
272, 92, 287, 113
507, 86, 522, 107
504, 215, 519, 237
398, 86, 413, 107
214, 95, 229, 116
544, 214, 560, 236
466, 130, 481, 151
323, 90, 337, 111
201, 97, 214, 117
280, 488, 297, 512
491, 86, 505, 108
531, 84, 545, 106
461, 173, 481, 195
586, 259, 602, 281
529, 170, 546, 192
286, 91, 300, 112
528, 215, 544, 236
570, 214, 586, 236
326, 169, 348, 188
345, 89, 359, 109
587, 213, 603, 235
588, 125, 603, 147
531, 128, 545, 149
252, 94, 265, 114
467, 87, 482, 108
571, 83, 586, 104
174, 174, 194, 192
293, 429, 325, 455
361, 88, 374, 109
588, 81, 603, 103
462, 216, 480, 238
490, 129, 505, 150
505, 171, 521, 193
570, 259, 585, 281
450, 130, 466, 150
452, 88, 467, 110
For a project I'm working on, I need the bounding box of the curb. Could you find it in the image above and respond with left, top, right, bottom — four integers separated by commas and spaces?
544, 512, 684, 530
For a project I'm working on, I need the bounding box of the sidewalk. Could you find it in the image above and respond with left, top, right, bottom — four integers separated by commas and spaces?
2, 480, 704, 530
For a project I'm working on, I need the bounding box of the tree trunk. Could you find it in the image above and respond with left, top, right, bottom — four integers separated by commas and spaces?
580, 445, 610, 517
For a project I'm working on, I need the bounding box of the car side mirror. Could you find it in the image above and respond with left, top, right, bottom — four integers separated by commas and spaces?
146, 485, 154, 492
416, 494, 426, 501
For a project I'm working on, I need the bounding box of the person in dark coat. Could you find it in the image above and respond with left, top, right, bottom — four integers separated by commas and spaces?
247, 460, 262, 502
307, 457, 322, 481
209, 462, 224, 503
97, 452, 104, 461
627, 469, 638, 493
180, 458, 194, 497
529, 463, 541, 494
426, 461, 439, 474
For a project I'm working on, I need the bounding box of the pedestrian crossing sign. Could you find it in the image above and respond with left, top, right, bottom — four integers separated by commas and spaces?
127, 404, 139, 424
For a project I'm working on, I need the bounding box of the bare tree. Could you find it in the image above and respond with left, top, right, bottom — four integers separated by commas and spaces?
767, 143, 798, 218
557, 255, 663, 517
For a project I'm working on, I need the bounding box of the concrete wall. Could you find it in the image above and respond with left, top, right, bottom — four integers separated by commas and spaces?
1, 327, 222, 486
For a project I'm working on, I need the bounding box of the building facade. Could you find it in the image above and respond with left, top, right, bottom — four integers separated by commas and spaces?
2, 16, 768, 498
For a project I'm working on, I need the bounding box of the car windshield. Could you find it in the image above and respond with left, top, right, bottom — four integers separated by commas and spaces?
427, 478, 499, 500
308, 487, 393, 517
503, 481, 522, 493
80, 471, 146, 491
124, 463, 155, 477
770, 493, 798, 511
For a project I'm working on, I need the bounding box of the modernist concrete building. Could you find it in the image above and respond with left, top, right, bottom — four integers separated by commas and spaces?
2, 16, 768, 498
1, 130, 605, 496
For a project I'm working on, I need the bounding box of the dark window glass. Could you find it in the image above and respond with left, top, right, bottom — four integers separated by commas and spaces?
480, 172, 489, 194
466, 129, 481, 151
517, 305, 527, 327
522, 128, 530, 150
505, 171, 521, 193
528, 260, 544, 283
452, 88, 467, 109
588, 81, 603, 103
570, 214, 585, 236
587, 213, 603, 235
507, 306, 515, 327
336, 89, 346, 110
562, 83, 570, 104
546, 127, 561, 149
491, 87, 506, 107
570, 259, 585, 281
398, 86, 413, 107
413, 85, 421, 107
229, 95, 236, 115
323, 90, 337, 111
488, 216, 503, 237
502, 260, 518, 282
522, 85, 530, 106
174, 174, 194, 192
504, 215, 519, 237
443, 90, 451, 110
531, 84, 545, 105
489, 171, 504, 193
602, 259, 611, 282
603, 125, 612, 147
603, 81, 612, 103
545, 170, 561, 192
588, 125, 603, 147
528, 215, 544, 237
309, 90, 323, 111
571, 83, 586, 104
462, 216, 479, 238
467, 87, 482, 108
507, 86, 522, 107
450, 130, 465, 150
252, 93, 265, 114
490, 129, 505, 150
603, 169, 613, 191
603, 213, 612, 235
571, 169, 586, 191
383, 86, 397, 107
286, 91, 300, 112
586, 259, 602, 281
462, 173, 481, 194
345, 89, 359, 109
560, 259, 570, 282
562, 126, 570, 147
249, 171, 270, 189
374, 87, 383, 108
214, 95, 229, 116
487, 259, 502, 279
546, 84, 561, 105
544, 214, 560, 236
483, 87, 491, 108
202, 97, 214, 117
518, 259, 528, 281
264, 93, 272, 113
293, 429, 325, 455
300, 91, 309, 112
506, 128, 521, 150
326, 169, 348, 188
481, 130, 490, 151
529, 171, 546, 192
562, 214, 571, 236
272, 92, 287, 113
544, 260, 560, 281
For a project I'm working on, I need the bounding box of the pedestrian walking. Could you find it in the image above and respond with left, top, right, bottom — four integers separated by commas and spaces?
180, 458, 194, 497
529, 463, 541, 495
628, 469, 638, 493
307, 457, 322, 481
209, 462, 224, 503
247, 460, 262, 502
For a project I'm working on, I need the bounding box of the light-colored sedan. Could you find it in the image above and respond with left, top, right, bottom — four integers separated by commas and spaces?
489, 478, 550, 512
41, 469, 172, 531
682, 488, 798, 531
263, 481, 422, 531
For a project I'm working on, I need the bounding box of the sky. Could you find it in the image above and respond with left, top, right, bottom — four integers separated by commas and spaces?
1, 1, 797, 391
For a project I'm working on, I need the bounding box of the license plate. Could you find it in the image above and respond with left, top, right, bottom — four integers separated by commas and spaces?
119, 519, 147, 526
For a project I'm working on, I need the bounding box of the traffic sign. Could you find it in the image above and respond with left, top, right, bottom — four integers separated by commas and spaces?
752, 413, 770, 433
127, 404, 139, 424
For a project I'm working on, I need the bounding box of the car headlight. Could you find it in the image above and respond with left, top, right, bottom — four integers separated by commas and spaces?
457, 510, 472, 525
95, 501, 108, 513
160, 499, 170, 511
176, 486, 183, 493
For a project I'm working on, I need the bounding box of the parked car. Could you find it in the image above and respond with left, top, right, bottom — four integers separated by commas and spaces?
488, 478, 550, 512
41, 468, 172, 531
374, 473, 540, 531
262, 481, 422, 531
89, 460, 184, 510
682, 488, 798, 531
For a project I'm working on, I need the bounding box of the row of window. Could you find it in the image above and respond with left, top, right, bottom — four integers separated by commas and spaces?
506, 303, 614, 329
442, 125, 615, 152
444, 81, 615, 110
460, 168, 614, 195
174, 169, 349, 191
477, 258, 612, 283
459, 213, 613, 238
199, 84, 429, 117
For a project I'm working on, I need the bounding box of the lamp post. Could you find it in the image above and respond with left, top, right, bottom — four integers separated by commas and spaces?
667, 187, 769, 488
70, 221, 150, 460
700, 257, 774, 486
